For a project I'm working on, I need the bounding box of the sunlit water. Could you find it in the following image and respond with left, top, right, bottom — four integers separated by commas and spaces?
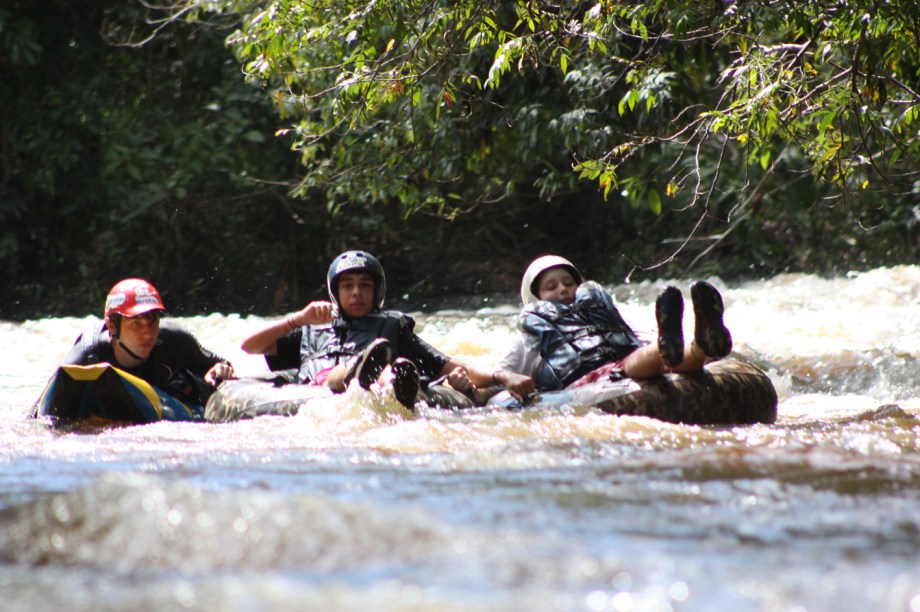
1, 267, 919, 611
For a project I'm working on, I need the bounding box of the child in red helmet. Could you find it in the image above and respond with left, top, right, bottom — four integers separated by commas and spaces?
61, 278, 235, 405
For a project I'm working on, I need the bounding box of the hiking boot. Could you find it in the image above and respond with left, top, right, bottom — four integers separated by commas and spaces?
343, 339, 393, 390
390, 358, 420, 410
655, 285, 685, 368
690, 280, 733, 359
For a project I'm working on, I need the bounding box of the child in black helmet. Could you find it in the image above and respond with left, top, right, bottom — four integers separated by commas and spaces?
241, 250, 502, 408
490, 255, 734, 400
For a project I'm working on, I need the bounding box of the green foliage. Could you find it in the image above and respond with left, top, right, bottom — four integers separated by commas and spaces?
183, 0, 918, 239
0, 1, 303, 317
2, 0, 917, 319
711, 1, 920, 194
211, 1, 635, 215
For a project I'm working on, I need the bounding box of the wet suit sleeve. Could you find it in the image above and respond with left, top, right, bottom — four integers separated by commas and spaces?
157, 323, 229, 377
265, 328, 303, 372
396, 326, 450, 380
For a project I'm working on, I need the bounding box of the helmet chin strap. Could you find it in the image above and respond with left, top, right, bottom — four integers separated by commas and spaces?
117, 339, 147, 363
109, 315, 148, 364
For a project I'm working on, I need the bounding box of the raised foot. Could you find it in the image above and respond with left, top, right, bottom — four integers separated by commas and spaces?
690, 281, 733, 359
344, 338, 393, 390
655, 285, 685, 367
390, 358, 420, 410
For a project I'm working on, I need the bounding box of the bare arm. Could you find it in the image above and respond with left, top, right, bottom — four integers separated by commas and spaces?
492, 369, 536, 402
440, 359, 536, 403
241, 301, 335, 355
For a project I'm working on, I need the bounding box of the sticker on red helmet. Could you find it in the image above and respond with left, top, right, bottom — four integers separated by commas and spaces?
105, 293, 127, 312
134, 285, 162, 307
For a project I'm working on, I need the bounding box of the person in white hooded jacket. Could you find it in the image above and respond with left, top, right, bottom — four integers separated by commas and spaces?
491, 255, 734, 396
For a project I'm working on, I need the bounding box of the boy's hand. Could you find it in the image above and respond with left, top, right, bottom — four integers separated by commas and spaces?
496, 371, 536, 403
204, 362, 236, 387
446, 366, 474, 393
296, 301, 335, 326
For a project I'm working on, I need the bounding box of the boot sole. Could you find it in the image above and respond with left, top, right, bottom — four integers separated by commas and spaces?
656, 286, 684, 367
391, 358, 420, 410
345, 339, 393, 390
690, 281, 733, 358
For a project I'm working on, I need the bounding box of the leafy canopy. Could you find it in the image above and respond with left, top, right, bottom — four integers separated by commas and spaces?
163, 0, 919, 228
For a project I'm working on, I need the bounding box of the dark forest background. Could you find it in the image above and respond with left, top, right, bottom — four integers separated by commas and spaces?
2, 1, 917, 320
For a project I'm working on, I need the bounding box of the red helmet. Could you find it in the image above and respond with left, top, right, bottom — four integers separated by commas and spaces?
104, 278, 166, 322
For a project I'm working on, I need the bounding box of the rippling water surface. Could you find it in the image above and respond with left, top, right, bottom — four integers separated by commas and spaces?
1, 267, 919, 611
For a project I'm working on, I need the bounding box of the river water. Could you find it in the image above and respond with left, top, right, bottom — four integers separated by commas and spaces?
1, 267, 919, 611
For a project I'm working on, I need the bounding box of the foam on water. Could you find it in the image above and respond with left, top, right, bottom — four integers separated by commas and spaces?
1, 266, 918, 611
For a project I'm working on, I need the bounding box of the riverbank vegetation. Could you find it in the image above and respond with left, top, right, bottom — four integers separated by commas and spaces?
2, 1, 917, 319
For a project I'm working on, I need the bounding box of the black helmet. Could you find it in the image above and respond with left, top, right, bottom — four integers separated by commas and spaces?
327, 250, 386, 311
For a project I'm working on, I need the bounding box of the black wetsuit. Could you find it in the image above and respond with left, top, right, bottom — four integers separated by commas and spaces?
63, 321, 229, 404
